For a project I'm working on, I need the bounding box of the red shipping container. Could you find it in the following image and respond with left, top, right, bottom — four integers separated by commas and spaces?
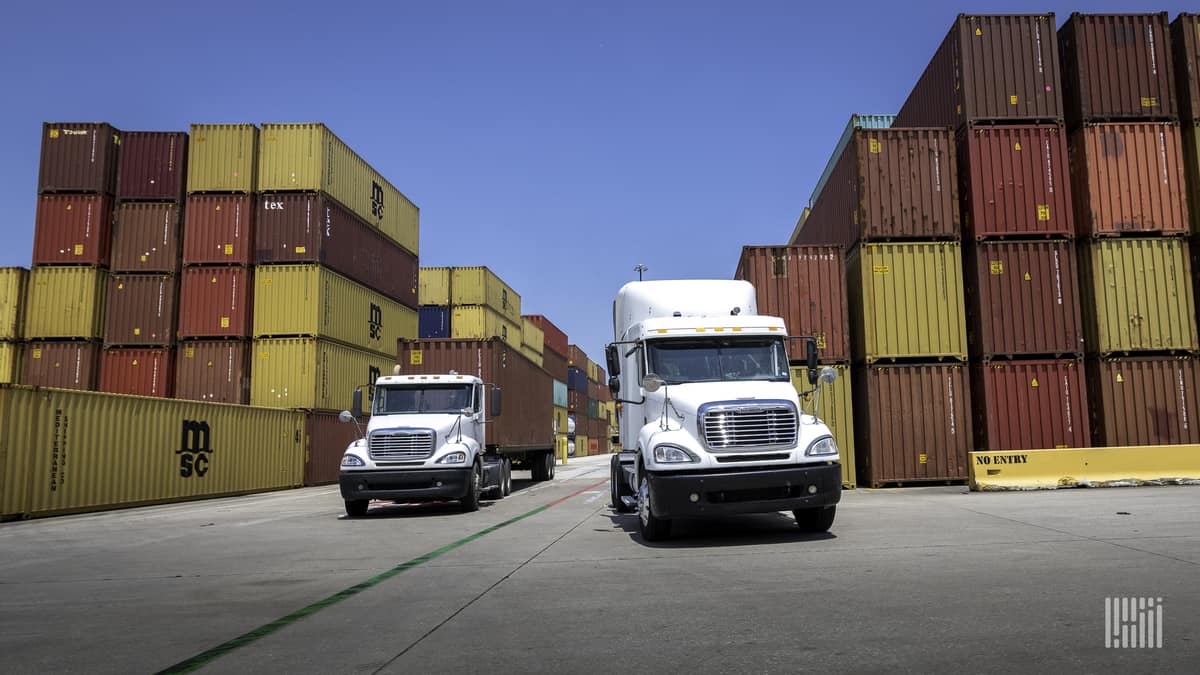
99, 348, 174, 398
21, 341, 101, 391
32, 194, 114, 266
541, 348, 568, 383
1069, 123, 1189, 236
1087, 356, 1200, 446
972, 358, 1090, 451
304, 410, 362, 486
568, 388, 589, 413
958, 125, 1074, 239
183, 194, 255, 266
1172, 14, 1200, 121
38, 122, 121, 194
103, 275, 178, 347
735, 245, 851, 363
173, 340, 250, 404
177, 267, 253, 339
523, 315, 568, 358
568, 344, 588, 368
255, 192, 418, 308
111, 202, 182, 273
116, 131, 188, 201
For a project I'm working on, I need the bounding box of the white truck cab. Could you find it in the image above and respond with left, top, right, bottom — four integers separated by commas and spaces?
606, 280, 841, 541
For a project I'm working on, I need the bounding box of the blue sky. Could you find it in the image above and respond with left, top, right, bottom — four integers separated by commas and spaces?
0, 0, 1189, 364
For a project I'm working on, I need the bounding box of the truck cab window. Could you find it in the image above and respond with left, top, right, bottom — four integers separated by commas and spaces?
646, 338, 789, 384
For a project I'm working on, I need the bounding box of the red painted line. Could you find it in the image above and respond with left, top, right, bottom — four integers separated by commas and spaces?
545, 477, 610, 509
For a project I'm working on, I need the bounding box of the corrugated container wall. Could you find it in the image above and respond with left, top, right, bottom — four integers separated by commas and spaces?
250, 338, 395, 411
256, 123, 419, 255
0, 268, 29, 340
418, 306, 451, 339
0, 342, 20, 384
964, 241, 1084, 358
103, 275, 177, 346
32, 194, 114, 266
553, 380, 569, 409
450, 306, 520, 345
99, 348, 174, 398
38, 122, 121, 194
252, 265, 417, 355
1077, 238, 1198, 354
520, 345, 543, 369
523, 315, 568, 357
853, 364, 972, 487
1087, 356, 1200, 446
21, 342, 100, 390
419, 267, 450, 306
303, 411, 360, 486
972, 359, 1090, 451
24, 267, 108, 340
111, 203, 182, 274
895, 15, 1062, 129
186, 124, 258, 193
1172, 14, 1200, 121
451, 267, 521, 323
1059, 13, 1176, 128
116, 131, 187, 202
255, 192, 418, 308
521, 317, 545, 355
1183, 122, 1200, 235
177, 267, 253, 339
568, 344, 588, 368
567, 366, 587, 391
959, 125, 1074, 239
183, 194, 256, 266
809, 114, 895, 208
735, 245, 851, 363
542, 348, 568, 383
174, 341, 250, 405
792, 364, 855, 488
847, 242, 967, 363
788, 207, 810, 246
0, 385, 304, 520
1069, 123, 1189, 237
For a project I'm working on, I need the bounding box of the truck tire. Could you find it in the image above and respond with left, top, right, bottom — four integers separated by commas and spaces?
545, 450, 556, 480
794, 505, 836, 533
610, 457, 631, 513
502, 459, 512, 496
637, 471, 671, 541
344, 500, 368, 518
461, 462, 482, 512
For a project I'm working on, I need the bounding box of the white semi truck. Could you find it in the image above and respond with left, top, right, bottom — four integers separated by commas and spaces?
606, 279, 841, 541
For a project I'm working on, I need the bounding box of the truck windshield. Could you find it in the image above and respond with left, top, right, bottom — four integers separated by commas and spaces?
374, 384, 474, 414
645, 337, 790, 384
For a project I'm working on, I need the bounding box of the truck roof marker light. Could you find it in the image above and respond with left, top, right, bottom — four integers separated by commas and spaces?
656, 329, 667, 334
732, 327, 743, 332
714, 327, 725, 332
696, 328, 706, 332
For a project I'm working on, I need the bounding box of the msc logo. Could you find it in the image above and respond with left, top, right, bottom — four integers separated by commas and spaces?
371, 181, 385, 220
368, 303, 383, 340
177, 420, 213, 478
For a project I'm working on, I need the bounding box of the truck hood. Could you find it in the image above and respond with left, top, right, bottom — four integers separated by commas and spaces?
646, 381, 824, 428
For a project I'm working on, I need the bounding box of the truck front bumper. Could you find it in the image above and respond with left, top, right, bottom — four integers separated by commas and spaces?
646, 463, 841, 519
339, 468, 471, 503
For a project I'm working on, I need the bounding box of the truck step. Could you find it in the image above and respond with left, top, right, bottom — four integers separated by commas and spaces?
621, 496, 638, 509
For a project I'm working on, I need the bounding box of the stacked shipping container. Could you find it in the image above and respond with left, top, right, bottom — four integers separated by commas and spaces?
525, 314, 572, 459
0, 268, 27, 384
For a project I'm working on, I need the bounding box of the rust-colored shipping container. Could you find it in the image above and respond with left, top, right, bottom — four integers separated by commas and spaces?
587, 379, 600, 401
1059, 13, 1177, 128
568, 344, 588, 368
541, 347, 568, 383
110, 202, 182, 274
1087, 356, 1200, 446
182, 194, 255, 266
895, 15, 1062, 129
523, 314, 569, 358
116, 131, 187, 202
38, 122, 121, 194
21, 341, 100, 390
804, 128, 959, 250
173, 340, 250, 404
99, 348, 174, 398
735, 245, 850, 364
255, 192, 418, 308
972, 358, 1089, 451
1069, 122, 1189, 236
303, 410, 361, 486
959, 124, 1074, 239
853, 363, 971, 487
177, 267, 252, 339
964, 240, 1084, 358
32, 194, 114, 266
395, 338, 554, 454
1172, 13, 1200, 121
568, 388, 589, 413
103, 275, 177, 347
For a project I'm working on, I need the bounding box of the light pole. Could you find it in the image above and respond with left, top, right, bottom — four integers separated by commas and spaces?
634, 264, 648, 281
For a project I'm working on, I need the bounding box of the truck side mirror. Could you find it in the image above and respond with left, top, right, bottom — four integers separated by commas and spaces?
491, 386, 502, 417
608, 375, 620, 396
605, 344, 621, 377
351, 389, 363, 418
806, 338, 819, 385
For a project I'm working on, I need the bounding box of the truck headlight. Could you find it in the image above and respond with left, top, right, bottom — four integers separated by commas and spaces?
653, 444, 699, 463
436, 451, 468, 464
341, 454, 365, 467
805, 436, 838, 457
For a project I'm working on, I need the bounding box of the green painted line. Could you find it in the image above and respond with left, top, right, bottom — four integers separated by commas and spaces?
156, 477, 610, 674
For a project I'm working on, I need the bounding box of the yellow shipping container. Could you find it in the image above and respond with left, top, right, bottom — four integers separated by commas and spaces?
575, 434, 589, 457
1078, 238, 1199, 354
0, 342, 21, 384
0, 385, 305, 520
553, 405, 569, 435
520, 316, 545, 355
586, 359, 600, 383
419, 267, 451, 306
253, 265, 417, 356
519, 344, 544, 369
250, 338, 396, 411
257, 123, 419, 255
451, 267, 521, 322
451, 305, 521, 345
792, 364, 856, 489
1, 267, 28, 340
848, 242, 967, 363
25, 266, 108, 340
186, 124, 259, 193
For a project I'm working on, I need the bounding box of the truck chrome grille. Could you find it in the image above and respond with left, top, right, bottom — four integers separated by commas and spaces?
700, 401, 798, 451
368, 429, 435, 461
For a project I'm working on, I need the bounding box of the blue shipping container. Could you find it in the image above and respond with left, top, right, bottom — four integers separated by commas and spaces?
418, 306, 451, 339
567, 366, 587, 391
553, 379, 568, 408
809, 113, 895, 208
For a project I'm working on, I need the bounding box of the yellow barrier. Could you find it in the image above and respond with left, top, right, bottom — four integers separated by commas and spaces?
969, 446, 1200, 491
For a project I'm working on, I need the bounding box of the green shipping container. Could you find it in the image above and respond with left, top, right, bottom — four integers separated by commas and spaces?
186, 124, 259, 193
451, 267, 521, 322
250, 338, 396, 411
848, 242, 967, 363
451, 305, 521, 346
792, 364, 855, 489
1183, 122, 1200, 235
253, 265, 417, 356
0, 267, 28, 340
419, 267, 451, 306
257, 123, 419, 255
24, 267, 108, 340
0, 342, 20, 384
1078, 238, 1198, 355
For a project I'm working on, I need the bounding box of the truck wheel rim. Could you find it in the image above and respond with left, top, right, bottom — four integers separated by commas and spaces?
638, 477, 651, 527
